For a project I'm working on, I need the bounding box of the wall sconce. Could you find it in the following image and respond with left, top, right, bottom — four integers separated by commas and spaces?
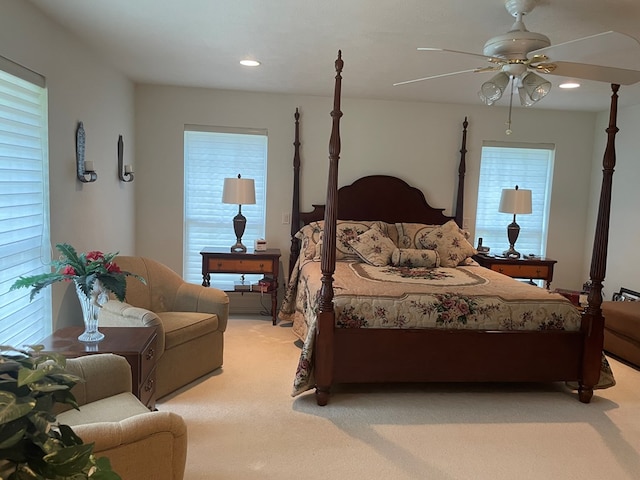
117, 135, 134, 182
76, 121, 97, 183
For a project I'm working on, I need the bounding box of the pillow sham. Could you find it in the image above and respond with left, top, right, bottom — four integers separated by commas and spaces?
391, 248, 440, 268
419, 220, 477, 267
294, 222, 323, 261
313, 220, 391, 261
395, 222, 440, 249
348, 225, 397, 266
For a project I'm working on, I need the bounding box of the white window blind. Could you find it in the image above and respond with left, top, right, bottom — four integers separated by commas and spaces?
0, 57, 51, 346
474, 142, 554, 257
183, 126, 267, 284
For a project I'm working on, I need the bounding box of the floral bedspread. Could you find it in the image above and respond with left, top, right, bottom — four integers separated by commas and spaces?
279, 259, 590, 397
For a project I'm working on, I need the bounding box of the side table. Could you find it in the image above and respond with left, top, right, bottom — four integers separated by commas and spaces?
39, 326, 158, 410
200, 247, 281, 325
472, 254, 557, 289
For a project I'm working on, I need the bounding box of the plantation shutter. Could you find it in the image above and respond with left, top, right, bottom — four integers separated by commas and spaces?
474, 142, 554, 257
0, 56, 51, 345
183, 126, 267, 284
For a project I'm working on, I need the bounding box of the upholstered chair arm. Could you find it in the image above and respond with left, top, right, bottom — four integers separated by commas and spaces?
99, 300, 166, 353
58, 354, 132, 412
71, 411, 187, 480
174, 283, 230, 332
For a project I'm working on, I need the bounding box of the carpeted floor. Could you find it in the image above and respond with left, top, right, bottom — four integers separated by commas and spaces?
157, 315, 640, 480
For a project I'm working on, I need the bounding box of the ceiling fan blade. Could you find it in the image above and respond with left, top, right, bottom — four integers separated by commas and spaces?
393, 68, 488, 87
546, 61, 640, 85
530, 31, 640, 71
417, 48, 505, 65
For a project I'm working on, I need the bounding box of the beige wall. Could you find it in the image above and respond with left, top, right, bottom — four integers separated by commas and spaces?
135, 85, 596, 290
2, 0, 136, 329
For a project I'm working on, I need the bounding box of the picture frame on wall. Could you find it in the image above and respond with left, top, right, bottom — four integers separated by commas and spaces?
612, 287, 640, 302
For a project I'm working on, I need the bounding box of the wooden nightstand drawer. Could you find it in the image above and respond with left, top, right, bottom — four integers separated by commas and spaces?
473, 255, 556, 289
140, 333, 158, 383
207, 257, 275, 274
491, 263, 550, 279
138, 367, 156, 410
39, 326, 159, 410
201, 248, 282, 325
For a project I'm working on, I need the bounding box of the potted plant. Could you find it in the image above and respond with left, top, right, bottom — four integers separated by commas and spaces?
0, 345, 121, 479
11, 243, 145, 343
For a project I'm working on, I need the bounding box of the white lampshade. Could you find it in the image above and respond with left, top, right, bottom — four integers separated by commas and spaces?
499, 186, 532, 215
479, 72, 510, 104
222, 176, 256, 205
520, 72, 551, 104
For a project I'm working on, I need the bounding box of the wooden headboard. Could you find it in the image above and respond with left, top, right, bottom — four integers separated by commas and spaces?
298, 175, 454, 225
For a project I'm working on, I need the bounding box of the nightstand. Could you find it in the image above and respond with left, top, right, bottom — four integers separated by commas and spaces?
472, 254, 557, 289
200, 248, 281, 325
39, 326, 158, 410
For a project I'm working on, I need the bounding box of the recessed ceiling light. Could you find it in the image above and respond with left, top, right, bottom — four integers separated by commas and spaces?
559, 82, 580, 89
240, 59, 260, 67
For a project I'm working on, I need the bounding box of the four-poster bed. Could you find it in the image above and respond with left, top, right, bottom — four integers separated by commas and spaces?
281, 51, 617, 406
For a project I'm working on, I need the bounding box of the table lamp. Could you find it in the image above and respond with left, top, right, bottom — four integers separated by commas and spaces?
222, 174, 256, 252
498, 185, 532, 258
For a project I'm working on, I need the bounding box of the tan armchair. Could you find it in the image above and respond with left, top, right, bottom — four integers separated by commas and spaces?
99, 256, 229, 398
57, 354, 187, 480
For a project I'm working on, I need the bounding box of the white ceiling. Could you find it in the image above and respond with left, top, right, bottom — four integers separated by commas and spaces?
27, 0, 640, 112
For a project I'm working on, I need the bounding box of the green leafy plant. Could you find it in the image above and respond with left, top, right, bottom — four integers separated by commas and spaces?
0, 345, 121, 479
10, 243, 145, 301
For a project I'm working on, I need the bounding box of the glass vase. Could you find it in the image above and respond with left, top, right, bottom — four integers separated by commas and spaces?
74, 280, 108, 343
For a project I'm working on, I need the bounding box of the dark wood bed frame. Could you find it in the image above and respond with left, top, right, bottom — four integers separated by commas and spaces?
289, 51, 617, 406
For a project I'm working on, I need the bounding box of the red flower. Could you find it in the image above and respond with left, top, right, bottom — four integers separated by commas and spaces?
105, 262, 121, 274
86, 251, 105, 262
62, 265, 76, 279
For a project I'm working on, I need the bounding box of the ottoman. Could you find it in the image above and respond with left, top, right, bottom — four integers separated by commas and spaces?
603, 300, 640, 368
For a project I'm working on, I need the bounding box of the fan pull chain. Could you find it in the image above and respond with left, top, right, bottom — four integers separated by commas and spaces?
505, 75, 515, 135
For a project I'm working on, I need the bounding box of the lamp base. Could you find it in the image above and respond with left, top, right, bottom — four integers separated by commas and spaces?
504, 218, 521, 259
231, 207, 247, 253
503, 247, 521, 259
230, 241, 247, 253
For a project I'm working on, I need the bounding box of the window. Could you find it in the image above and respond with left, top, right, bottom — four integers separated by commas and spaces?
474, 142, 554, 257
183, 126, 267, 284
0, 56, 51, 346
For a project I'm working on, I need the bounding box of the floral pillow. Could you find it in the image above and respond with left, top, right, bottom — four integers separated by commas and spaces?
391, 248, 440, 268
312, 220, 390, 261
395, 222, 440, 249
419, 220, 477, 267
294, 222, 323, 261
348, 226, 397, 266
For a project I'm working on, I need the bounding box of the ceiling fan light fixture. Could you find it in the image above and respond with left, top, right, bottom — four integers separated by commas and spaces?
478, 90, 495, 106
521, 71, 551, 102
480, 72, 510, 102
518, 86, 536, 106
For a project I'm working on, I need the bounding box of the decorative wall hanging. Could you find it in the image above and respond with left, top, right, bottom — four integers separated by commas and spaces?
76, 121, 97, 182
117, 135, 134, 182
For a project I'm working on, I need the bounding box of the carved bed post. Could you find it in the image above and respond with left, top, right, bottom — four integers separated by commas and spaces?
289, 108, 301, 279
455, 117, 468, 227
315, 51, 343, 406
579, 83, 619, 403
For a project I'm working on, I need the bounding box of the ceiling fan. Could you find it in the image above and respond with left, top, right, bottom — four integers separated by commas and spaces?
395, 0, 640, 111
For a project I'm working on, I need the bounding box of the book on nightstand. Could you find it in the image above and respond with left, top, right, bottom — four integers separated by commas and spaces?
234, 282, 251, 292
252, 276, 275, 293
